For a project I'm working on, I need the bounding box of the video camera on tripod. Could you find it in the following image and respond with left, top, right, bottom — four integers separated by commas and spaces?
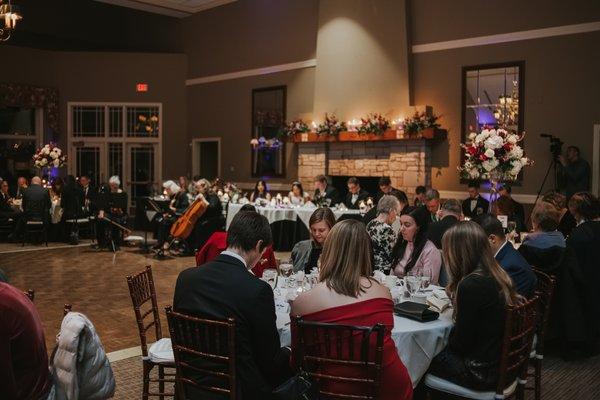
540, 133, 564, 159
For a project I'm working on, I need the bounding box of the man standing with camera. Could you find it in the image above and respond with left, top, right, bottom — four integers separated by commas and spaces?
559, 146, 591, 199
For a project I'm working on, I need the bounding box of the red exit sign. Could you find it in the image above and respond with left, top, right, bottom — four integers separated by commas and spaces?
136, 83, 148, 92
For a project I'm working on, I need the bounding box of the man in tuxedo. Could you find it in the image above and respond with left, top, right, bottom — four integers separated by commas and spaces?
375, 176, 407, 203
11, 177, 28, 200
499, 184, 525, 229
462, 181, 489, 219
344, 177, 370, 209
79, 175, 97, 214
414, 185, 427, 207
0, 180, 21, 225
174, 211, 290, 399
475, 213, 537, 297
427, 199, 462, 250
313, 174, 340, 206
13, 177, 51, 239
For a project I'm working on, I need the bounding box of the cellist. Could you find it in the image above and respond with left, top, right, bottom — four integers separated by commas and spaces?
154, 180, 189, 253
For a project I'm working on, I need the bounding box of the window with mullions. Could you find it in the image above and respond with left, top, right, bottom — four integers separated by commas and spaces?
72, 106, 105, 137
127, 106, 159, 137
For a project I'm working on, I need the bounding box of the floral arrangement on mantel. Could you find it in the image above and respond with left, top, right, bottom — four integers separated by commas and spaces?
278, 119, 310, 137
250, 136, 283, 150
33, 143, 66, 168
459, 126, 533, 181
402, 111, 441, 137
357, 113, 391, 135
316, 113, 347, 136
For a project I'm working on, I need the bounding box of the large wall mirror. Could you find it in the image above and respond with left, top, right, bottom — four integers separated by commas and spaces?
462, 61, 524, 140
251, 86, 286, 177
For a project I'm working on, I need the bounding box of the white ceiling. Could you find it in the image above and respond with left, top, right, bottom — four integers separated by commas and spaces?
95, 0, 237, 18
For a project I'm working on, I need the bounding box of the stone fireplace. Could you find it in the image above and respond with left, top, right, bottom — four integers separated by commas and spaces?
297, 139, 433, 203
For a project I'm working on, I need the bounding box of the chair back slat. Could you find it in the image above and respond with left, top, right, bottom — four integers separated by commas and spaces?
24, 289, 35, 301
496, 296, 538, 395
166, 306, 237, 400
63, 303, 72, 316
293, 316, 386, 400
126, 266, 162, 355
532, 268, 556, 355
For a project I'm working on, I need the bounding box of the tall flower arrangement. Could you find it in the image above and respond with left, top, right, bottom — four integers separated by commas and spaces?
33, 143, 66, 169
316, 113, 346, 136
357, 113, 390, 135
459, 127, 532, 181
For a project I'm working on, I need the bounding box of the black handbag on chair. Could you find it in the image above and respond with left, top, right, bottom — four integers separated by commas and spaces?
272, 370, 318, 400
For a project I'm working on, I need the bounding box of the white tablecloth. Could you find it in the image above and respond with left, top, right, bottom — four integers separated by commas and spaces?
226, 203, 363, 229
275, 286, 454, 387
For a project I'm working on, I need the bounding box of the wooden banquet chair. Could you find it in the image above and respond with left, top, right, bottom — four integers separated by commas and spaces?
165, 306, 237, 400
292, 316, 386, 400
23, 289, 35, 301
126, 266, 176, 399
525, 269, 556, 400
424, 296, 538, 400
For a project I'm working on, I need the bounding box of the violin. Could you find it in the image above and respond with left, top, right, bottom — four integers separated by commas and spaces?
170, 196, 208, 239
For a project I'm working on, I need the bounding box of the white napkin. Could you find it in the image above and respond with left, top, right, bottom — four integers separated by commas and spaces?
276, 312, 291, 330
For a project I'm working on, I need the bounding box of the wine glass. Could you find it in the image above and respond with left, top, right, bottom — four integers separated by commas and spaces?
420, 268, 432, 292
279, 262, 294, 288
262, 269, 278, 290
507, 221, 517, 243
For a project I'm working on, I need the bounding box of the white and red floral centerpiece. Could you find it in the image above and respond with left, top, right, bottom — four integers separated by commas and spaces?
33, 143, 67, 169
459, 127, 532, 186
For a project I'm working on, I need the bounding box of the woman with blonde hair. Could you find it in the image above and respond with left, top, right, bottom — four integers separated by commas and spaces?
291, 219, 413, 400
427, 221, 519, 391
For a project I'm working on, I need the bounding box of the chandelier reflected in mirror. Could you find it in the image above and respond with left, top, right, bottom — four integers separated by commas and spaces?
0, 0, 22, 41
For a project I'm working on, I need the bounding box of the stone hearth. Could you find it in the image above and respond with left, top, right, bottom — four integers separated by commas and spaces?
297, 140, 433, 203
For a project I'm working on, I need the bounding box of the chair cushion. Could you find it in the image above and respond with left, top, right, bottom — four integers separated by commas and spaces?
424, 374, 518, 400
26, 220, 44, 225
147, 338, 175, 364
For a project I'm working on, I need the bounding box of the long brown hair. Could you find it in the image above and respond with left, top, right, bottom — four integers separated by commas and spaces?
442, 221, 518, 309
319, 219, 375, 297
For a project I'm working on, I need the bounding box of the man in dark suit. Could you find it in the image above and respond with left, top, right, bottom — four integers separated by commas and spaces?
427, 199, 461, 249
375, 176, 407, 203
313, 174, 340, 206
0, 180, 21, 224
173, 211, 290, 399
475, 214, 537, 297
344, 176, 370, 209
462, 181, 489, 219
499, 184, 525, 229
78, 175, 97, 214
11, 177, 28, 200
14, 177, 51, 239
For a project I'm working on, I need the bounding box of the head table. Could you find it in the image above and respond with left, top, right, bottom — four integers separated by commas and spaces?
226, 203, 363, 230
274, 283, 453, 387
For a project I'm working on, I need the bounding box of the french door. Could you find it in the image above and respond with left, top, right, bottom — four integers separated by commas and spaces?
68, 103, 162, 208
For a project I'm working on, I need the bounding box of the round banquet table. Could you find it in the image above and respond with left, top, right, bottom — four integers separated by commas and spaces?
226, 203, 363, 251
274, 285, 454, 387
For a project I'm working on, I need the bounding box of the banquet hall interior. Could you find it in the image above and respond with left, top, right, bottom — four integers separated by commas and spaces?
1, 0, 599, 399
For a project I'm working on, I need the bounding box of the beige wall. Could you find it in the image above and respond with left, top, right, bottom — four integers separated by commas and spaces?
0, 45, 188, 179
187, 67, 315, 183
410, 0, 600, 195
313, 0, 411, 120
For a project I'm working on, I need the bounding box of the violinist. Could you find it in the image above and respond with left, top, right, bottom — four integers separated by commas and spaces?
96, 176, 128, 250
155, 180, 189, 252
185, 178, 224, 253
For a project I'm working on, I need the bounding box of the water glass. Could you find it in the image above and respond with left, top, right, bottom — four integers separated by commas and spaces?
420, 268, 432, 291
405, 273, 421, 297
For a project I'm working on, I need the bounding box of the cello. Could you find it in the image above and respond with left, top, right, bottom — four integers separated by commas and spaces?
169, 196, 208, 239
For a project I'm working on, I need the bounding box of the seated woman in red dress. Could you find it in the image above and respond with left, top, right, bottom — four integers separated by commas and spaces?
290, 219, 413, 400
195, 205, 276, 277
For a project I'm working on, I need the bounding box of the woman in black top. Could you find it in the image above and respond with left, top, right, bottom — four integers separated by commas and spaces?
428, 221, 519, 391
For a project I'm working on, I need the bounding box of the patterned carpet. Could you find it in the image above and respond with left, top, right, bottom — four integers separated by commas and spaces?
110, 352, 600, 399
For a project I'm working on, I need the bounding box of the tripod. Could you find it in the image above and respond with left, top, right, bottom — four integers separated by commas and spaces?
527, 157, 560, 226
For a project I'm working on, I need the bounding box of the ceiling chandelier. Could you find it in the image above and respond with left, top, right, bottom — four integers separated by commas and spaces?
0, 0, 22, 41
494, 80, 519, 127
